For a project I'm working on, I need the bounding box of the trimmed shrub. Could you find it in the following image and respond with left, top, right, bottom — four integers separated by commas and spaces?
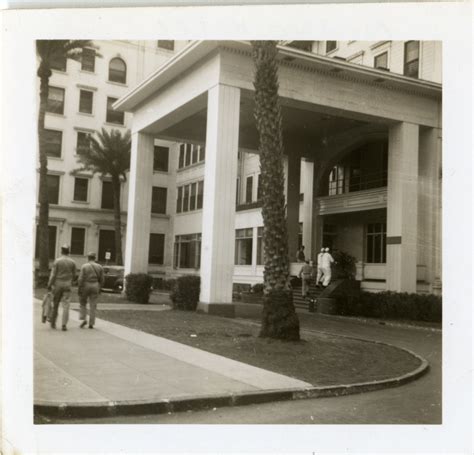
336, 291, 442, 323
170, 275, 200, 311
332, 250, 357, 280
125, 273, 154, 304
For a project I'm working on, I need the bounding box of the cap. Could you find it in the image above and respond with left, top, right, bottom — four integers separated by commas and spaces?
325, 248, 330, 252
87, 251, 96, 259
320, 248, 325, 252
61, 244, 70, 249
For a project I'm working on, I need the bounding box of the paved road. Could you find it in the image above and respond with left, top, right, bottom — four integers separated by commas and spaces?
40, 315, 441, 424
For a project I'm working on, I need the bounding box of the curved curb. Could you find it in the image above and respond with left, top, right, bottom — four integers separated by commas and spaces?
34, 351, 429, 419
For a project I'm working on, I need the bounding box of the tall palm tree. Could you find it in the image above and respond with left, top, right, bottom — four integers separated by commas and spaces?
76, 128, 131, 265
251, 41, 300, 341
36, 40, 96, 283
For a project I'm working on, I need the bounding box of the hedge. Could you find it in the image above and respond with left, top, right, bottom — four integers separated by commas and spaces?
125, 273, 154, 304
170, 275, 201, 311
336, 291, 442, 323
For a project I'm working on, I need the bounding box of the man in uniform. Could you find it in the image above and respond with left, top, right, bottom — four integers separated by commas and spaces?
298, 260, 313, 298
316, 248, 325, 287
47, 245, 77, 331
321, 247, 335, 287
78, 252, 104, 329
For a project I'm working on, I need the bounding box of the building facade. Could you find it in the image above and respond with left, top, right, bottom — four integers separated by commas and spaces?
38, 40, 442, 306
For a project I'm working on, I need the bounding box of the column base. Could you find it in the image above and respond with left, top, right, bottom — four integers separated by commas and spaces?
196, 302, 235, 318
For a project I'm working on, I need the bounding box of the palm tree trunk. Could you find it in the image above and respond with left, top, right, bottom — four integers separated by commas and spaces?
252, 41, 300, 341
112, 176, 123, 266
37, 66, 52, 285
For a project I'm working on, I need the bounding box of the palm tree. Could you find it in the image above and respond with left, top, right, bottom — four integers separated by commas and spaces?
251, 41, 300, 341
76, 128, 131, 265
36, 40, 96, 283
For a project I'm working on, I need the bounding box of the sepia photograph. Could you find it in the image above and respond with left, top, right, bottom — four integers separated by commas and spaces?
32, 39, 442, 425
1, 3, 472, 454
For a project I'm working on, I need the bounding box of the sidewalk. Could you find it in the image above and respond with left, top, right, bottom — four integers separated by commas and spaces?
34, 299, 311, 416
34, 299, 429, 418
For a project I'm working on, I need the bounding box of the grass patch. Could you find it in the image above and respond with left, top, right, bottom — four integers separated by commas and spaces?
95, 309, 421, 386
34, 287, 170, 305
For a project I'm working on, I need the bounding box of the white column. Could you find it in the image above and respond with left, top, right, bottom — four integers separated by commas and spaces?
418, 127, 441, 290
198, 84, 240, 315
386, 122, 419, 293
301, 159, 314, 260
287, 153, 301, 262
124, 132, 154, 275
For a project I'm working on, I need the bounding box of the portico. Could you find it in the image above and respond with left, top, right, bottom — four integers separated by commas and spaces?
114, 40, 442, 313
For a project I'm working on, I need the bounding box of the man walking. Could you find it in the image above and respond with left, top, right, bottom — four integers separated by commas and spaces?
321, 247, 335, 287
316, 248, 325, 287
48, 245, 77, 331
299, 260, 313, 298
78, 252, 104, 329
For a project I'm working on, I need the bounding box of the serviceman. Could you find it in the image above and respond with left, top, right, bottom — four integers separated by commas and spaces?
321, 247, 335, 287
47, 245, 77, 331
78, 252, 104, 329
298, 260, 313, 298
316, 247, 325, 287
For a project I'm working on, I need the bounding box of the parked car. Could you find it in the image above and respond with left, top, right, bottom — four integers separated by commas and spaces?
102, 265, 124, 293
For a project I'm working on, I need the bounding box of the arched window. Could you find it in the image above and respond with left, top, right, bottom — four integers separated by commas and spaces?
108, 58, 126, 84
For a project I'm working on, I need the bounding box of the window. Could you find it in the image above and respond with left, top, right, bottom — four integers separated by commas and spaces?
183, 185, 190, 212
35, 225, 57, 260
149, 233, 165, 264
236, 178, 240, 205
326, 41, 337, 53
46, 87, 65, 114
79, 89, 93, 114
106, 97, 124, 125
404, 41, 420, 78
73, 177, 89, 202
174, 233, 201, 269
257, 227, 264, 265
178, 143, 205, 169
157, 40, 175, 51
108, 57, 126, 84
298, 222, 303, 250
44, 129, 62, 158
246, 176, 253, 203
101, 181, 114, 209
374, 52, 388, 70
76, 131, 92, 155
47, 175, 60, 205
70, 227, 86, 255
322, 223, 337, 250
178, 144, 185, 168
366, 223, 387, 263
151, 186, 167, 214
257, 174, 262, 201
197, 181, 204, 209
192, 144, 199, 164
176, 186, 183, 213
50, 54, 66, 72
189, 183, 197, 211
153, 146, 169, 172
287, 41, 313, 52
235, 228, 253, 265
328, 165, 344, 196
81, 48, 95, 72
185, 144, 191, 167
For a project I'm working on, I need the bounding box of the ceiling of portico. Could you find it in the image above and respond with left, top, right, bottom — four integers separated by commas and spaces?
150, 92, 387, 159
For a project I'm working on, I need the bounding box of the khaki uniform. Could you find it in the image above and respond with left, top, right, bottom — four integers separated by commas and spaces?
78, 261, 104, 327
48, 255, 77, 327
299, 263, 313, 298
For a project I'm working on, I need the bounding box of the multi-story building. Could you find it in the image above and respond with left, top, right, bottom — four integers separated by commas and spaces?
115, 40, 442, 316
36, 40, 188, 270
38, 40, 442, 310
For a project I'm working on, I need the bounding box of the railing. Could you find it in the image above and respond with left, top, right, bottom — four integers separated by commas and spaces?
328, 170, 387, 196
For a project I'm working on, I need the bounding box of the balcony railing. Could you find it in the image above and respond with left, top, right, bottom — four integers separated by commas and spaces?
328, 170, 387, 196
